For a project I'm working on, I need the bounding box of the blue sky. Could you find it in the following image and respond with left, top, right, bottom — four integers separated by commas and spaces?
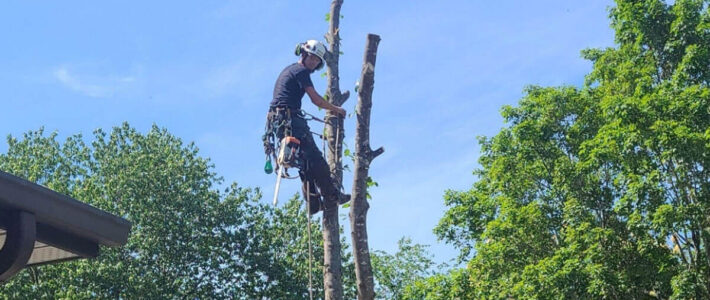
0, 1, 616, 265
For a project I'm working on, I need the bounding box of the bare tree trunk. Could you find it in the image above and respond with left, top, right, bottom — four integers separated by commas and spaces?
322, 1, 348, 299
350, 33, 384, 300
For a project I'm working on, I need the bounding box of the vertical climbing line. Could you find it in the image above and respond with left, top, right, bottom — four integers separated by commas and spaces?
323, 131, 327, 163
326, 114, 344, 191
305, 166, 314, 300
335, 119, 341, 167
334, 119, 344, 193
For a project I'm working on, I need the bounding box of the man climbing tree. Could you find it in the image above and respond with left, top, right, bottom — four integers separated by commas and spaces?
264, 39, 350, 214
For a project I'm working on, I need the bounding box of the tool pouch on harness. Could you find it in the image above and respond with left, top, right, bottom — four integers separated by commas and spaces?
263, 109, 287, 156
263, 107, 304, 175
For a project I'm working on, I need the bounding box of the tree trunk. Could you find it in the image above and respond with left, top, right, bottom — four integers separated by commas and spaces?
350, 33, 383, 300
322, 1, 347, 299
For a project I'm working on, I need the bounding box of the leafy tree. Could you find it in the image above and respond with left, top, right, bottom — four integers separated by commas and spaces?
432, 0, 710, 299
402, 268, 471, 300
0, 124, 354, 299
370, 237, 436, 299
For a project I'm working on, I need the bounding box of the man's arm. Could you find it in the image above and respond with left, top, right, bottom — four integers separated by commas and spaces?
305, 86, 346, 116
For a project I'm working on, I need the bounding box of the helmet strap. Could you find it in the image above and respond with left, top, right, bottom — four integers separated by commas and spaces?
298, 52, 308, 64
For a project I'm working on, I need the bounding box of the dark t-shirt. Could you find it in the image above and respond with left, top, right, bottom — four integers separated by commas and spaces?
270, 63, 313, 110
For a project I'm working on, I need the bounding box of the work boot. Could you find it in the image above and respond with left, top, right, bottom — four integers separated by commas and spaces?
308, 198, 322, 215
302, 186, 323, 215
337, 192, 351, 205
301, 179, 321, 201
323, 192, 351, 210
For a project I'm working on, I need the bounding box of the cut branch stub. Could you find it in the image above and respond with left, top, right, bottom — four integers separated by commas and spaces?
369, 147, 384, 161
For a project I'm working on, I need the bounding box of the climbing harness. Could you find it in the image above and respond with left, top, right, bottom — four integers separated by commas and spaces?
262, 107, 325, 205
263, 107, 345, 205
263, 107, 301, 205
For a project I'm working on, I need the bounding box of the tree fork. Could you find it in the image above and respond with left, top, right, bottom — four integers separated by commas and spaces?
350, 33, 383, 300
322, 1, 346, 299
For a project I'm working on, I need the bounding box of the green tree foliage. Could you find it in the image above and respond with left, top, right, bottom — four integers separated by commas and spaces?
370, 237, 436, 299
0, 124, 354, 299
402, 268, 471, 300
430, 0, 710, 299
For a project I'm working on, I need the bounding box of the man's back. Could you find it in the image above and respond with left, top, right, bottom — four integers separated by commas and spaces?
271, 63, 313, 110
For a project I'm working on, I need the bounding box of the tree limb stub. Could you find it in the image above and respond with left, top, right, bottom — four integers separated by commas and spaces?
338, 90, 349, 106
369, 147, 384, 161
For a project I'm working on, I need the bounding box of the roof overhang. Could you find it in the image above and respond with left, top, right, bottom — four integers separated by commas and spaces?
0, 171, 131, 282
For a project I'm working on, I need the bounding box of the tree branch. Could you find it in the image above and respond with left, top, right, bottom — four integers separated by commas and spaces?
339, 90, 349, 105
368, 147, 384, 161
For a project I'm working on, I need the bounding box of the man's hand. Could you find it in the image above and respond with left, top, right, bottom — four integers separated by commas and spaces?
333, 107, 346, 117
305, 86, 347, 117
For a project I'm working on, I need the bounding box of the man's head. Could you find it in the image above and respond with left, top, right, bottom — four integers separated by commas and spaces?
295, 40, 327, 71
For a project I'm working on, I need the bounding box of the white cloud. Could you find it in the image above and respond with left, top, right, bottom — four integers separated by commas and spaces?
54, 67, 112, 98
52, 65, 140, 98
119, 76, 136, 83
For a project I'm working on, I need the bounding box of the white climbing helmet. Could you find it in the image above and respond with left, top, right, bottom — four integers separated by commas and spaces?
301, 40, 327, 70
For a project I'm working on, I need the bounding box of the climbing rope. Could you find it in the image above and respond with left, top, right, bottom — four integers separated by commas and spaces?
297, 111, 347, 300
305, 167, 314, 300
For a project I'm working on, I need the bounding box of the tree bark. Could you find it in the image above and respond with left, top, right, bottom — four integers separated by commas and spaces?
322, 1, 347, 299
350, 33, 383, 300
